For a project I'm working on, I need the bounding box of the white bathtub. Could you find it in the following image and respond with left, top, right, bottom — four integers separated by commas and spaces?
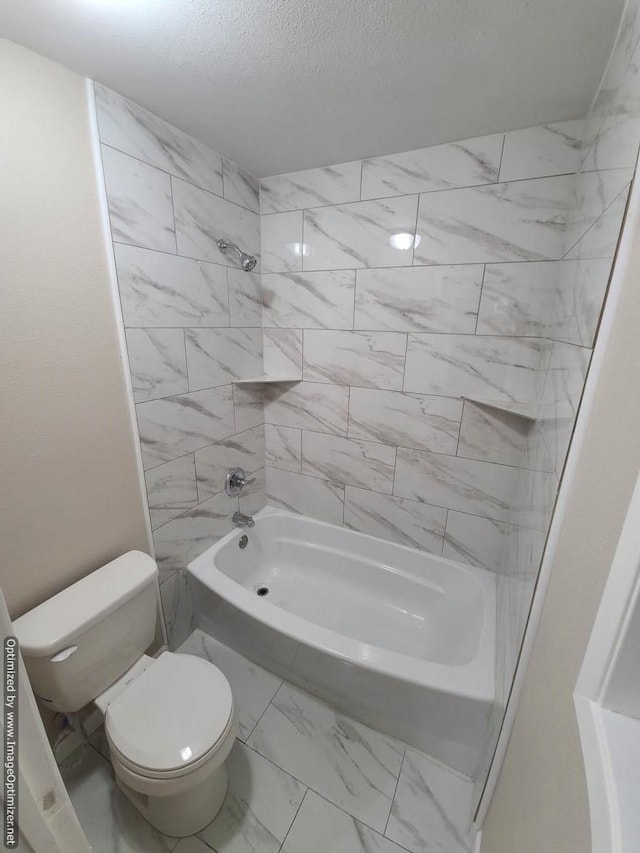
188, 506, 496, 777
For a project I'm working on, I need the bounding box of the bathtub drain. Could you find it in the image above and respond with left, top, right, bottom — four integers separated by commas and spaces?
256, 586, 269, 597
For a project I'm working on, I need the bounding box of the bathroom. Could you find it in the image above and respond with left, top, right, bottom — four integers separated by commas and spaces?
2, 0, 640, 849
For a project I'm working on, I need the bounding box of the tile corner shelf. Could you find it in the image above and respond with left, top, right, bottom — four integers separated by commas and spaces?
462, 396, 538, 422
234, 375, 302, 384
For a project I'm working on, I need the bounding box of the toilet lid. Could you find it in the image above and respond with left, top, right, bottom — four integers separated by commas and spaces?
105, 652, 233, 773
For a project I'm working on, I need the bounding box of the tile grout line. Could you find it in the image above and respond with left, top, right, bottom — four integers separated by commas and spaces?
275, 788, 310, 853
383, 745, 406, 838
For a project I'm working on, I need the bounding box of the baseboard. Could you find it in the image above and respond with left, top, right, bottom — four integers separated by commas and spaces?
473, 829, 482, 852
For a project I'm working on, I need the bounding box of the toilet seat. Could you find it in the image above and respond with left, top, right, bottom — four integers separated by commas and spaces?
105, 652, 235, 777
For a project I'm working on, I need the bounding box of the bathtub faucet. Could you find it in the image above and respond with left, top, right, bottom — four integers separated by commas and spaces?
233, 511, 255, 528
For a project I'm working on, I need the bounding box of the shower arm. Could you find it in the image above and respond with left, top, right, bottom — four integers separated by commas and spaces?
217, 239, 257, 271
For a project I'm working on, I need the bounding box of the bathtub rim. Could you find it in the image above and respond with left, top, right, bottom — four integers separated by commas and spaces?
187, 505, 495, 703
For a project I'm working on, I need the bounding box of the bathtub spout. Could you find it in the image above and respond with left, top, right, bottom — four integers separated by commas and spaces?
233, 511, 255, 528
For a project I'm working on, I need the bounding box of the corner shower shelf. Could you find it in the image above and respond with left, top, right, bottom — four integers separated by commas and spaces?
233, 375, 301, 384
462, 396, 538, 422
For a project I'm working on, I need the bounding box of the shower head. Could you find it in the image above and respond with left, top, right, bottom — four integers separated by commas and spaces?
217, 239, 257, 272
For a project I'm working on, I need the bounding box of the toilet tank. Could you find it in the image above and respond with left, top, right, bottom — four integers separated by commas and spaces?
13, 551, 158, 712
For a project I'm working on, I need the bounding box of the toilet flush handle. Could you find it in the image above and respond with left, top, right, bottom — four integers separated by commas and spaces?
50, 646, 78, 663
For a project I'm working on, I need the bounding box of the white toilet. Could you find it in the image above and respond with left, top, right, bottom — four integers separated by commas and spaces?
13, 551, 237, 838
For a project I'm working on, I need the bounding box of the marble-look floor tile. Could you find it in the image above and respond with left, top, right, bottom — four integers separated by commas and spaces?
233, 384, 264, 433
355, 265, 482, 333
499, 121, 584, 182
262, 271, 356, 330
303, 330, 406, 390
361, 134, 503, 199
266, 468, 344, 525
60, 744, 178, 852
264, 328, 303, 377
264, 382, 349, 435
261, 211, 304, 273
280, 790, 408, 853
476, 261, 559, 337
114, 244, 230, 328
145, 454, 199, 528
186, 328, 262, 390
152, 489, 237, 576
223, 157, 260, 213
403, 334, 543, 405
247, 683, 404, 832
261, 161, 362, 214
173, 177, 260, 267
415, 175, 574, 265
265, 424, 302, 472
442, 511, 507, 572
160, 569, 196, 650
302, 432, 396, 494
174, 837, 212, 853
95, 83, 223, 196
386, 748, 473, 853
126, 328, 188, 402
198, 741, 306, 853
177, 630, 282, 740
303, 196, 419, 270
137, 386, 235, 469
194, 424, 265, 502
102, 145, 176, 253
344, 487, 446, 553
394, 448, 519, 523
348, 387, 461, 455
228, 269, 263, 327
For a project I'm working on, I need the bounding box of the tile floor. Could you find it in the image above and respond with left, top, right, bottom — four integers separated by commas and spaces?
60, 629, 475, 853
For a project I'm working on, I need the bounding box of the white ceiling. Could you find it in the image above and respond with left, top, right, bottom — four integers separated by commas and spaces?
0, 0, 625, 177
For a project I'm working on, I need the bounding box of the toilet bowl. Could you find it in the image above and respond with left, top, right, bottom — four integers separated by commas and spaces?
12, 551, 238, 838
98, 651, 237, 837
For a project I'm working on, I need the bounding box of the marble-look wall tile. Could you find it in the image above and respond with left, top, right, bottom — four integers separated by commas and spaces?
264, 382, 349, 435
233, 383, 264, 432
442, 511, 507, 572
95, 83, 223, 196
228, 269, 262, 327
153, 489, 237, 577
173, 177, 260, 266
194, 425, 265, 502
261, 161, 362, 213
261, 211, 304, 273
303, 330, 406, 389
263, 329, 303, 377
476, 262, 559, 337
348, 387, 461, 455
404, 334, 543, 405
262, 271, 356, 329
185, 328, 262, 389
101, 145, 176, 252
145, 454, 198, 529
456, 401, 547, 470
302, 432, 396, 493
266, 468, 345, 525
394, 448, 519, 523
414, 175, 574, 265
222, 157, 260, 212
303, 195, 419, 270
361, 134, 503, 199
238, 466, 267, 516
125, 328, 188, 402
160, 570, 196, 649
564, 168, 633, 252
354, 265, 482, 333
114, 244, 230, 328
344, 487, 446, 553
550, 258, 612, 347
499, 121, 584, 182
137, 385, 235, 468
565, 186, 630, 261
265, 424, 302, 472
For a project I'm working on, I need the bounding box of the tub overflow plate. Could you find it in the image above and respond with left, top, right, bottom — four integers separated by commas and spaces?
239, 535, 249, 549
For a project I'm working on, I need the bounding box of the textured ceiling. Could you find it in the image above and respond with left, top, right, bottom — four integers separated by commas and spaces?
0, 0, 625, 176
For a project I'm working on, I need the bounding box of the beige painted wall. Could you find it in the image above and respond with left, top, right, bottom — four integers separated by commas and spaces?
481, 211, 640, 849
0, 40, 150, 618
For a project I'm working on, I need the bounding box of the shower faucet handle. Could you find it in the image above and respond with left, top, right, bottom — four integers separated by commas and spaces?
225, 467, 256, 496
